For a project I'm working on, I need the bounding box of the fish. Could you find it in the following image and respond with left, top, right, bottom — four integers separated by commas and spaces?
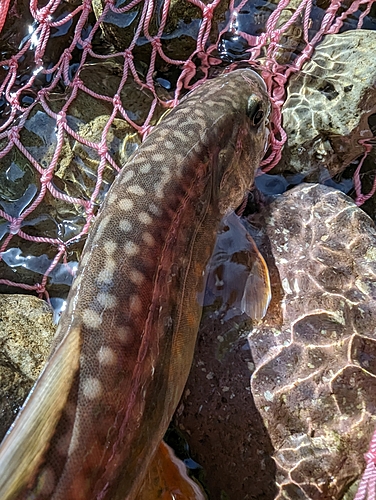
0, 68, 270, 500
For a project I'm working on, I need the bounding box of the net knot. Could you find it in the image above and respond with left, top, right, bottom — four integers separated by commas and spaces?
40, 171, 53, 183
203, 3, 215, 21
85, 204, 95, 218
113, 94, 122, 107
34, 10, 52, 24
80, 38, 92, 51
151, 37, 162, 50
8, 93, 19, 106
62, 48, 73, 62
9, 217, 21, 234
8, 56, 18, 69
35, 282, 46, 295
56, 110, 67, 125
124, 49, 133, 61
8, 126, 20, 142
97, 142, 108, 156
180, 60, 197, 88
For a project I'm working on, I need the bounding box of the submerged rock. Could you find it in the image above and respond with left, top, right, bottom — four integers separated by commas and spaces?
249, 183, 376, 499
280, 30, 376, 178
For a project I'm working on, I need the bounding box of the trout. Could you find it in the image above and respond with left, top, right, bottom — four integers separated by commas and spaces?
0, 68, 270, 499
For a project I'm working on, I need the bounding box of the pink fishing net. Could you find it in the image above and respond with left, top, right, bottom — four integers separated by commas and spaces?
0, 0, 376, 497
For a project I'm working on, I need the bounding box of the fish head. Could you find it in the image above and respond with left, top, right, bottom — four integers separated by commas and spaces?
215, 68, 271, 214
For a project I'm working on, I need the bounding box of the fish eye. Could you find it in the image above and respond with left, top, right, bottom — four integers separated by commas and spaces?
247, 97, 264, 127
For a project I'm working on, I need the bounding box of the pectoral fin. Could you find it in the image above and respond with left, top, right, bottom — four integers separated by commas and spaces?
241, 234, 271, 321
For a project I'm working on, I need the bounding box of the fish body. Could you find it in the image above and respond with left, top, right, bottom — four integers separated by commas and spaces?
0, 69, 269, 499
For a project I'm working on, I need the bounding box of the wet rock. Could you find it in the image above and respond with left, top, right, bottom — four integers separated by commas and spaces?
0, 294, 55, 441
279, 30, 376, 178
249, 183, 376, 499
92, 0, 229, 69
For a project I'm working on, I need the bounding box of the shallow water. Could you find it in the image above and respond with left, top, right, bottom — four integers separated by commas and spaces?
1, 1, 376, 499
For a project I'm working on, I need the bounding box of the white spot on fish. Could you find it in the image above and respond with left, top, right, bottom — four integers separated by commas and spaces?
119, 220, 132, 233
165, 140, 175, 150
97, 346, 117, 366
194, 109, 205, 117
118, 198, 134, 211
151, 152, 165, 162
125, 241, 139, 256
155, 166, 172, 198
80, 252, 90, 268
38, 467, 55, 495
117, 325, 133, 344
120, 169, 135, 185
129, 269, 145, 285
71, 274, 82, 292
140, 163, 151, 174
138, 212, 152, 225
97, 292, 117, 309
148, 203, 161, 216
103, 241, 117, 255
95, 215, 112, 239
129, 294, 142, 314
68, 413, 80, 456
108, 192, 118, 204
97, 257, 116, 284
173, 130, 188, 142
127, 185, 146, 196
64, 401, 78, 422
83, 377, 103, 399
82, 309, 102, 328
142, 232, 155, 247
56, 432, 72, 456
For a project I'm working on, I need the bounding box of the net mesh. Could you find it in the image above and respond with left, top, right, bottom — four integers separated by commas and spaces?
1, 0, 376, 496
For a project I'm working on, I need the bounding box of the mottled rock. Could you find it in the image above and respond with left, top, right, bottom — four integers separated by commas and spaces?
0, 294, 55, 441
249, 183, 376, 499
280, 31, 376, 177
